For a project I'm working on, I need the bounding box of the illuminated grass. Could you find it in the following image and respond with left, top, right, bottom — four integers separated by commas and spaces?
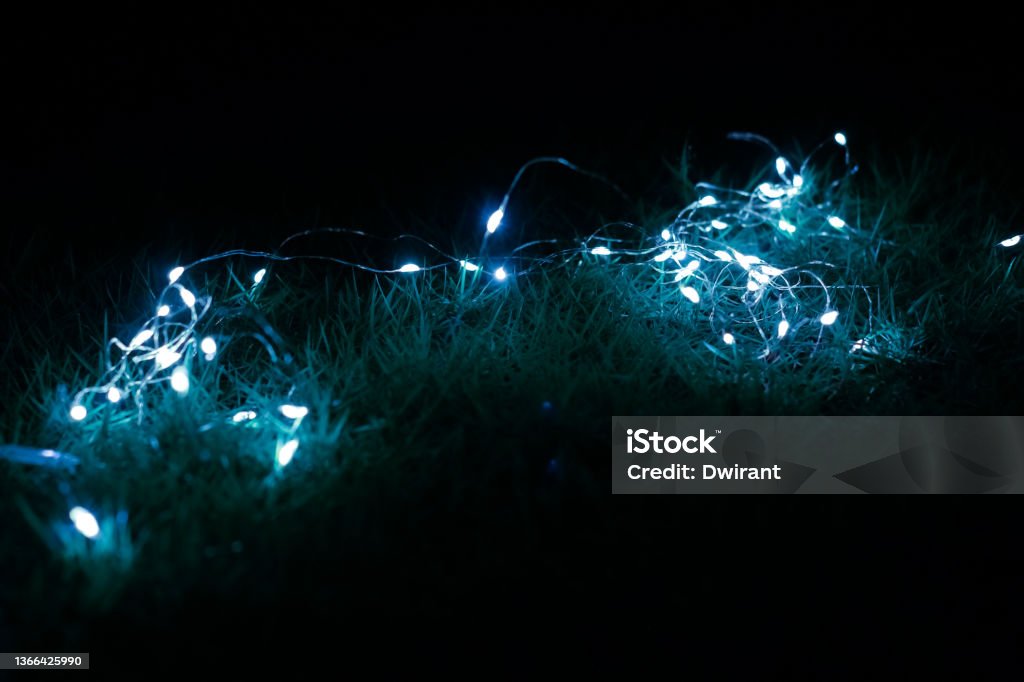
0, 144, 1022, 650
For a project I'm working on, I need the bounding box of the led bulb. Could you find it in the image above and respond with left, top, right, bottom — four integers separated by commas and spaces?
777, 320, 789, 338
279, 404, 309, 420
232, 410, 257, 423
713, 250, 732, 262
494, 267, 507, 281
698, 195, 717, 206
170, 366, 190, 394
254, 268, 267, 284
590, 246, 612, 256
820, 310, 839, 326
168, 266, 184, 284
69, 404, 87, 421
486, 208, 504, 234
156, 305, 171, 317
654, 250, 673, 263
758, 183, 786, 199
200, 337, 217, 355
661, 229, 671, 240
711, 220, 728, 230
398, 264, 420, 273
746, 280, 760, 291
775, 157, 787, 176
827, 216, 846, 229
999, 235, 1021, 247
129, 329, 154, 348
69, 506, 100, 539
155, 348, 181, 370
779, 219, 796, 234
680, 286, 700, 303
723, 332, 735, 345
179, 288, 196, 307
460, 260, 480, 272
793, 175, 804, 188
107, 387, 122, 403
834, 132, 847, 146
768, 199, 783, 210
277, 439, 299, 467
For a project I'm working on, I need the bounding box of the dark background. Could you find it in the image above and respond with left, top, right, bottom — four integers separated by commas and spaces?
3, 5, 1023, 666
4, 5, 1022, 263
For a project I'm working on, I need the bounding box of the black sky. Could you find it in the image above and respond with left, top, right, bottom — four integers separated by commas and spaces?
4, 5, 1021, 261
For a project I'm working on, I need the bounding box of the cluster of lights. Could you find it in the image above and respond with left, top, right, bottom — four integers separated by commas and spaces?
55, 130, 1023, 540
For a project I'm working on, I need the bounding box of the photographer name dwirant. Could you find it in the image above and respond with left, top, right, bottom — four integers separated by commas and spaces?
626, 463, 782, 480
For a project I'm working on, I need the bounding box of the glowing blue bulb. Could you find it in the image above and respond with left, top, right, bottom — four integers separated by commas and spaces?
761, 265, 784, 277
793, 175, 804, 188
654, 250, 673, 263
277, 439, 299, 467
834, 132, 847, 146
460, 260, 480, 272
156, 305, 171, 317
154, 348, 181, 370
254, 268, 267, 284
494, 267, 507, 281
107, 387, 122, 403
746, 280, 760, 292
779, 219, 796, 234
777, 320, 789, 338
279, 404, 309, 420
591, 246, 612, 256
698, 195, 717, 207
232, 410, 257, 423
661, 229, 671, 240
179, 288, 196, 307
775, 157, 787, 176
723, 332, 735, 345
170, 366, 190, 394
999, 235, 1021, 247
398, 264, 420, 273
820, 310, 839, 326
69, 506, 100, 539
200, 337, 217, 356
680, 286, 700, 303
827, 216, 846, 229
768, 199, 783, 210
168, 266, 184, 284
69, 405, 87, 421
486, 208, 504, 234
714, 250, 732, 262
129, 329, 154, 348
758, 183, 786, 199
711, 220, 728, 230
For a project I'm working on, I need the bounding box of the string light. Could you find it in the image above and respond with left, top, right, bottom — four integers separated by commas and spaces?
170, 366, 190, 394
834, 132, 847, 146
723, 332, 735, 345
69, 405, 87, 422
999, 235, 1021, 247
827, 216, 846, 228
591, 246, 612, 256
680, 286, 700, 303
156, 305, 171, 317
279, 405, 309, 420
494, 267, 508, 281
168, 266, 184, 284
820, 310, 839, 326
69, 506, 100, 539
398, 263, 420, 273
200, 337, 217, 356
775, 157, 787, 176
486, 208, 504, 234
107, 387, 122, 403
232, 410, 257, 423
254, 268, 267, 284
711, 220, 728, 230
661, 229, 671, 240
277, 439, 299, 468
155, 348, 181, 370
460, 260, 480, 272
777, 320, 789, 338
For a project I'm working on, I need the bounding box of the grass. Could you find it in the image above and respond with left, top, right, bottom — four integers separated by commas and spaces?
1, 142, 1023, 657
